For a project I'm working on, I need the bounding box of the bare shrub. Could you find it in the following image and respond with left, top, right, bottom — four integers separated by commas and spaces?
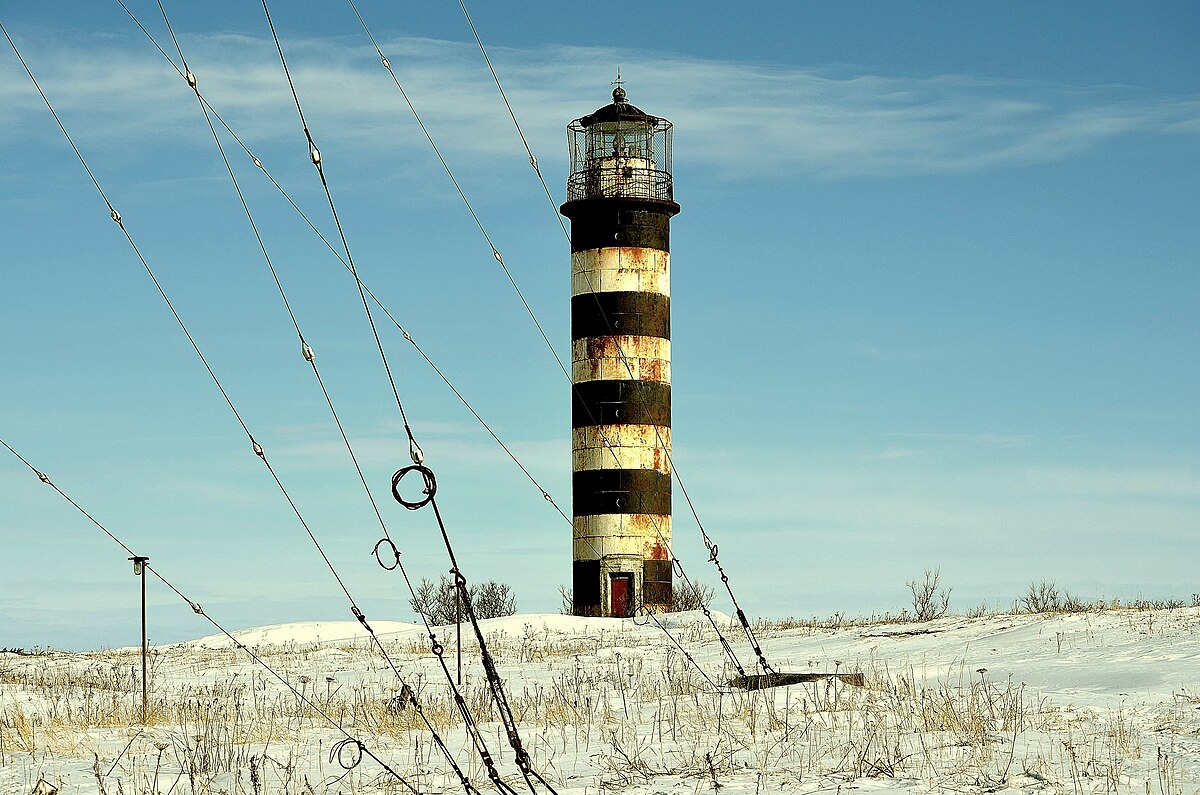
966, 602, 991, 619
1017, 580, 1061, 613
672, 580, 715, 612
558, 585, 573, 615
409, 575, 516, 624
907, 567, 951, 621
474, 580, 516, 618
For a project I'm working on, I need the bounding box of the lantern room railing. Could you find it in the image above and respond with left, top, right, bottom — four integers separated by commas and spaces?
566, 165, 674, 202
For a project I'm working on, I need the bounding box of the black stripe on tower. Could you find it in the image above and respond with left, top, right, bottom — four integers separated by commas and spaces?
571, 380, 671, 428
571, 292, 671, 341
573, 469, 671, 516
561, 197, 680, 253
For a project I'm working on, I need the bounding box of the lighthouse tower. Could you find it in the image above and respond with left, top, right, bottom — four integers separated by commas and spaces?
561, 87, 680, 617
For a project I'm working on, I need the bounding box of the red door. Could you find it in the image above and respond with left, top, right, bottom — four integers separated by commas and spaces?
610, 574, 632, 617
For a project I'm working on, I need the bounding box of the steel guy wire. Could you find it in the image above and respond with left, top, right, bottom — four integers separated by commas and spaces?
457, 5, 772, 674
3, 27, 483, 788
140, 0, 743, 685
115, 1, 570, 530
259, 6, 563, 790
390, 467, 559, 795
119, 7, 523, 788
346, 0, 569, 390
341, 3, 646, 521
457, 0, 570, 245
259, 0, 423, 469
115, 0, 663, 596
0, 436, 420, 794
343, 1, 724, 663
152, 0, 395, 565
112, 2, 672, 693
150, 0, 749, 688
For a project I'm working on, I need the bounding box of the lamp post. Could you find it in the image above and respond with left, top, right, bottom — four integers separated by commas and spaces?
128, 555, 149, 723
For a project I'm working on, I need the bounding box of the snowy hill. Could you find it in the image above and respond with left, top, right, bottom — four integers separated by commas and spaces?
2, 608, 1197, 794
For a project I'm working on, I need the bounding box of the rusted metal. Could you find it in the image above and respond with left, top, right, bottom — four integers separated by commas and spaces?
573, 559, 601, 611
570, 247, 670, 297
572, 424, 671, 474
644, 540, 670, 561
642, 559, 672, 608
572, 468, 670, 517
571, 380, 671, 428
571, 336, 671, 383
572, 515, 672, 560
562, 198, 679, 252
572, 291, 670, 340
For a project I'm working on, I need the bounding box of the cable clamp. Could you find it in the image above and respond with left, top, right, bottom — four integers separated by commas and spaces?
252, 440, 265, 458
36, 471, 51, 484
408, 438, 424, 465
528, 155, 537, 169
309, 145, 321, 166
185, 70, 197, 89
252, 156, 263, 169
492, 249, 503, 264
302, 343, 315, 362
380, 55, 390, 69
351, 605, 372, 632
190, 602, 204, 615
110, 208, 122, 224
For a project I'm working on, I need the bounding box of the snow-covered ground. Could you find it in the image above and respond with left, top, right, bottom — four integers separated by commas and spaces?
2, 608, 1198, 795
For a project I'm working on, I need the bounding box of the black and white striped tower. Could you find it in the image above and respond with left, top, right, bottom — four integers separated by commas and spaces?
561, 87, 680, 617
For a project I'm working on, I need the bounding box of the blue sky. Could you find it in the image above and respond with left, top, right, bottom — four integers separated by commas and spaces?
2, 2, 1197, 650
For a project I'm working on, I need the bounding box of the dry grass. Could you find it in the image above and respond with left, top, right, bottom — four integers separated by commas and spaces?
2, 613, 1197, 795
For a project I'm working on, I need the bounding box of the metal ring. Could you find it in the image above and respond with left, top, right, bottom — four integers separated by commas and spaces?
330, 737, 363, 770
372, 537, 400, 570
391, 465, 436, 510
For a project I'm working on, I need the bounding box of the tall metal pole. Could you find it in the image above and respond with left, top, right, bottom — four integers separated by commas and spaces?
130, 555, 149, 724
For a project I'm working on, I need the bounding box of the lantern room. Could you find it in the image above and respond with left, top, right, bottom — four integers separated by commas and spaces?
566, 87, 674, 203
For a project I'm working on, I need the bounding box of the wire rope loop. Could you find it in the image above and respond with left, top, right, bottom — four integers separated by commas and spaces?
330, 737, 364, 770
391, 464, 436, 510
708, 543, 719, 562
372, 537, 401, 570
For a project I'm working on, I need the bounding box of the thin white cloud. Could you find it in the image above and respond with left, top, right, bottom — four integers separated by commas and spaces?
2, 29, 1197, 181
885, 431, 1035, 449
